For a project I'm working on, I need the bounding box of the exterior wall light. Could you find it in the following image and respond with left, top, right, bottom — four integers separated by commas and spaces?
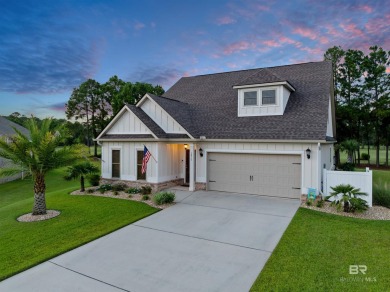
184, 144, 188, 149
306, 148, 311, 159
199, 148, 204, 157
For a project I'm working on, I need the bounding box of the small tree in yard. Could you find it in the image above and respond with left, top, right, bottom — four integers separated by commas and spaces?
64, 162, 99, 192
0, 118, 79, 215
326, 184, 368, 213
339, 139, 359, 163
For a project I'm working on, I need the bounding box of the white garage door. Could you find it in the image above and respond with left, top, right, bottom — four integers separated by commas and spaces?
208, 153, 301, 199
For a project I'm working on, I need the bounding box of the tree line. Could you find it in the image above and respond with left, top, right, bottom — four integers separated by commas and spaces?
65, 77, 164, 156
324, 45, 390, 167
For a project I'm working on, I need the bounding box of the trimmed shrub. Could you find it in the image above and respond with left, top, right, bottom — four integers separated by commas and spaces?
361, 153, 370, 160
88, 174, 100, 186
141, 186, 152, 195
112, 183, 126, 192
316, 199, 324, 208
306, 198, 314, 206
87, 188, 95, 194
153, 192, 175, 205
339, 163, 355, 171
128, 194, 133, 198
373, 182, 390, 208
113, 191, 119, 196
98, 184, 112, 193
142, 195, 150, 201
127, 187, 141, 194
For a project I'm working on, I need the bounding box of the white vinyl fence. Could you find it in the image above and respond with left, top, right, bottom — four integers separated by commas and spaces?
323, 169, 373, 207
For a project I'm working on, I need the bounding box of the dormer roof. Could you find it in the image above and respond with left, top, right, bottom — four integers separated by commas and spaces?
233, 68, 295, 91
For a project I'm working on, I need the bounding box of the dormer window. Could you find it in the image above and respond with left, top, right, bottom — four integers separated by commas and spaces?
262, 89, 276, 105
244, 91, 258, 106
243, 88, 278, 107
234, 81, 295, 117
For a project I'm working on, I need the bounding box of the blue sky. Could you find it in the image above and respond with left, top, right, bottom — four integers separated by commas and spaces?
0, 0, 389, 118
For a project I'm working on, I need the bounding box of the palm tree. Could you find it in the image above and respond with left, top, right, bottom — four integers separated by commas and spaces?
64, 162, 99, 192
326, 184, 367, 212
339, 139, 359, 164
0, 118, 78, 215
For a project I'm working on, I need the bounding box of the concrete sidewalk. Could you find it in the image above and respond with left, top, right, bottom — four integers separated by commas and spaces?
0, 190, 300, 292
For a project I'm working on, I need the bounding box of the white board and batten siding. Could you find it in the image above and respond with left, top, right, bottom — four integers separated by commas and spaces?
323, 169, 373, 207
106, 110, 151, 135
196, 142, 322, 195
101, 142, 185, 184
101, 142, 158, 182
140, 99, 186, 134
157, 143, 185, 182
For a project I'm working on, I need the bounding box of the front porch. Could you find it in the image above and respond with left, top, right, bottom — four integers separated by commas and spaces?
101, 142, 203, 192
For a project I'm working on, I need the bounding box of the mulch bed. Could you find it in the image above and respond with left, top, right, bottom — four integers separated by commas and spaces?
71, 187, 175, 209
17, 210, 61, 222
301, 201, 390, 220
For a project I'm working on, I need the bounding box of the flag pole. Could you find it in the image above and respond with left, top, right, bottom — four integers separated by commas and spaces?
144, 144, 158, 163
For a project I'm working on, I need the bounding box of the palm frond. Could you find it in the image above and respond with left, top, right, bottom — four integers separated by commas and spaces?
0, 167, 24, 178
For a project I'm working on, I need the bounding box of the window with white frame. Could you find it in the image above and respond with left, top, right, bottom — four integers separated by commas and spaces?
112, 150, 120, 178
261, 89, 276, 105
243, 90, 257, 106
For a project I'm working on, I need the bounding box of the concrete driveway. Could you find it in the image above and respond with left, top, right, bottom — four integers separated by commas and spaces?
0, 189, 300, 292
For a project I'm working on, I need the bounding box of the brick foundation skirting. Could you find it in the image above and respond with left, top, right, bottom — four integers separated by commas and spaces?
195, 183, 206, 190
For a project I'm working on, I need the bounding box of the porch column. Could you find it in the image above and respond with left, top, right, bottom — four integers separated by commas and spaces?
189, 143, 195, 191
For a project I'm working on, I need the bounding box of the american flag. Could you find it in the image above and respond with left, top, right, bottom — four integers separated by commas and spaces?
141, 146, 151, 174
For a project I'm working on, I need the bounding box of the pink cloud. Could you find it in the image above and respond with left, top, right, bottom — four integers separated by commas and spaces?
223, 41, 255, 55
293, 27, 317, 40
339, 22, 364, 37
319, 36, 329, 44
299, 46, 323, 56
324, 24, 344, 38
356, 5, 373, 13
216, 16, 236, 25
365, 14, 390, 35
262, 40, 281, 47
280, 36, 302, 48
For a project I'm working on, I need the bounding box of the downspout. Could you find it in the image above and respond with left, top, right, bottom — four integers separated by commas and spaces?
317, 142, 322, 194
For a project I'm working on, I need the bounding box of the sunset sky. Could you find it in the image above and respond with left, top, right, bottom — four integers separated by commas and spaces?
0, 0, 389, 118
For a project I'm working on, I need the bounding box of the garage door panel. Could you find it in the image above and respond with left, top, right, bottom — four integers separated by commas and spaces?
208, 153, 301, 199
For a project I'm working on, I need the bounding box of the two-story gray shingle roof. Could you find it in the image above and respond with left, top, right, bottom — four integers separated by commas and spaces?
148, 61, 334, 141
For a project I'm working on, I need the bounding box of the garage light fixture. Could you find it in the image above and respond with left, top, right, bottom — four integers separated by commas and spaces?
199, 148, 204, 157
184, 144, 188, 149
306, 148, 311, 159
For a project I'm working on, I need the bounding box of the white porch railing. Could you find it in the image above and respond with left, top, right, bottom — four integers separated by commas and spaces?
322, 169, 373, 207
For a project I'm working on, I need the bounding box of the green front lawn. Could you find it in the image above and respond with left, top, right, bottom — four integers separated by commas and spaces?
251, 208, 390, 291
0, 168, 158, 281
